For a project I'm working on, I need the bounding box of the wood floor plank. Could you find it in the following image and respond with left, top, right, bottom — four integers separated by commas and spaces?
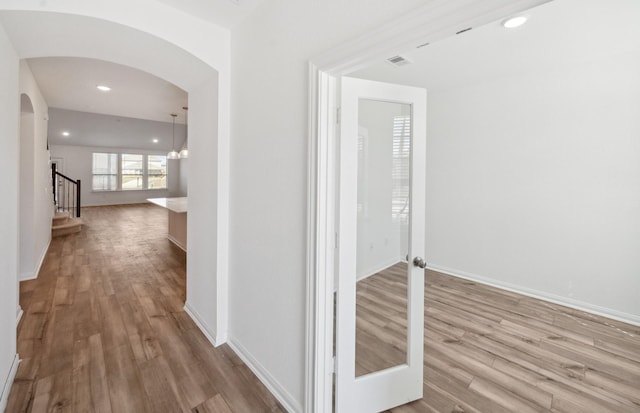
31, 370, 73, 413
583, 369, 640, 407
97, 295, 129, 352
72, 337, 93, 413
104, 342, 150, 412
167, 360, 217, 410
88, 333, 113, 413
38, 306, 75, 378
138, 356, 190, 413
192, 394, 234, 413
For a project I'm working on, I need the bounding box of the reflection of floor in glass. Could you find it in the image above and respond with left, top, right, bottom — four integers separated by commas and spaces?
355, 261, 408, 377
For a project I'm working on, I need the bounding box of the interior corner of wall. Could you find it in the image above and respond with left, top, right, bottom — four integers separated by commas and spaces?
184, 301, 219, 347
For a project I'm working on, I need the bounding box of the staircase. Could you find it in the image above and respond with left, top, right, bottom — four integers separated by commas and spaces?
52, 211, 82, 237
51, 163, 82, 237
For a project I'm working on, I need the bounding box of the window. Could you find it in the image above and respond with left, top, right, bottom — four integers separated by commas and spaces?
121, 154, 144, 190
92, 152, 168, 191
392, 115, 411, 224
92, 153, 118, 191
147, 155, 167, 189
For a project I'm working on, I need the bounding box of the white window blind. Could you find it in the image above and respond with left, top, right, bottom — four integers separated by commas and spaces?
392, 115, 411, 224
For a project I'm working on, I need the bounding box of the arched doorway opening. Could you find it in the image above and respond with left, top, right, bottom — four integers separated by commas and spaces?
2, 9, 229, 347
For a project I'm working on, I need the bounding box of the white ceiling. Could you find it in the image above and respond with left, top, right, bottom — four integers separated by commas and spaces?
47, 108, 187, 150
156, 0, 266, 28
27, 57, 189, 124
350, 0, 640, 92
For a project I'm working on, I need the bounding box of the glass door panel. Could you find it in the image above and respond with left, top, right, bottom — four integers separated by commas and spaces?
355, 100, 411, 377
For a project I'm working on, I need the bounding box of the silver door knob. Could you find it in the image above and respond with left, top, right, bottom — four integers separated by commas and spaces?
413, 256, 426, 269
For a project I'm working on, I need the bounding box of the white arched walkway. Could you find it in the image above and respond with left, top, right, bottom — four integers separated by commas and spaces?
0, 8, 231, 408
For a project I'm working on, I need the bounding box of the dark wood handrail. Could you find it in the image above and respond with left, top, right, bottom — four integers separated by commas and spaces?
54, 170, 78, 184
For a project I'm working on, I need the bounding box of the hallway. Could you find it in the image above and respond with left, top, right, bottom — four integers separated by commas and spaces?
7, 204, 284, 412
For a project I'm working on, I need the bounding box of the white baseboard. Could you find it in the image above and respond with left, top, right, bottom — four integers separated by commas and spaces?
427, 264, 640, 327
184, 302, 218, 347
227, 338, 302, 413
20, 238, 51, 281
0, 354, 20, 412
356, 257, 405, 282
167, 235, 186, 252
16, 306, 23, 326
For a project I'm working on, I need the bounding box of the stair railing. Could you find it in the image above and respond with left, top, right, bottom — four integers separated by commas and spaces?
52, 163, 81, 218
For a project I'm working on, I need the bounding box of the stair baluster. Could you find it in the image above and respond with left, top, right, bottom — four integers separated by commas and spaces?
51, 164, 81, 218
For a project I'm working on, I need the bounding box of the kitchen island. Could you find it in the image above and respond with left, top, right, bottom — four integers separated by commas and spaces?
147, 197, 187, 251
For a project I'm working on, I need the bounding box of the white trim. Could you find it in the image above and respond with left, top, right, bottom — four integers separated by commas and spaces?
19, 237, 51, 281
0, 354, 20, 412
305, 62, 319, 413
167, 235, 186, 252
306, 0, 553, 411
16, 306, 23, 325
311, 0, 552, 75
306, 66, 338, 413
184, 302, 218, 347
228, 337, 302, 413
427, 264, 640, 327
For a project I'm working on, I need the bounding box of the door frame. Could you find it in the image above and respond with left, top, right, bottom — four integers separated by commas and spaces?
305, 0, 553, 411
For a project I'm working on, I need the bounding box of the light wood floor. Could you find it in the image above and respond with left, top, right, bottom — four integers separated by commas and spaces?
10, 205, 640, 412
356, 263, 640, 413
7, 204, 285, 413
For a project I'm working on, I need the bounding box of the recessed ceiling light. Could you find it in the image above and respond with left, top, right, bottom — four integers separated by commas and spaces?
152, 138, 159, 143
502, 15, 528, 29
96, 85, 111, 92
62, 131, 70, 137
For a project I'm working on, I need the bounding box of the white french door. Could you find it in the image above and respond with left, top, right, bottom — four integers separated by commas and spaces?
335, 77, 427, 412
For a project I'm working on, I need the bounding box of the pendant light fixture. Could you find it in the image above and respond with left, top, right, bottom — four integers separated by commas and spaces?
179, 106, 189, 159
167, 113, 179, 159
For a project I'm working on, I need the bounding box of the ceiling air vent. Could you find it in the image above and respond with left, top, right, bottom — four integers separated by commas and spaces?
386, 55, 412, 67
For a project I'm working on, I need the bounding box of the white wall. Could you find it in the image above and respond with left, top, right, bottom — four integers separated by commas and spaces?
49, 144, 179, 206
0, 23, 19, 410
186, 73, 226, 343
19, 60, 52, 281
178, 158, 188, 196
230, 1, 429, 409
19, 109, 35, 279
426, 50, 640, 323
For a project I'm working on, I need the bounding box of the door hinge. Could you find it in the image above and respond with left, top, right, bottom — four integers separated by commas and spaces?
336, 107, 341, 124
334, 232, 339, 250
332, 356, 336, 374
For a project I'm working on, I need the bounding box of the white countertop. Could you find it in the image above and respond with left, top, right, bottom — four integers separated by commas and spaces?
147, 197, 188, 213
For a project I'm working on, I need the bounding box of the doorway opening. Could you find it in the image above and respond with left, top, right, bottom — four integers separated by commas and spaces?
305, 0, 550, 411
